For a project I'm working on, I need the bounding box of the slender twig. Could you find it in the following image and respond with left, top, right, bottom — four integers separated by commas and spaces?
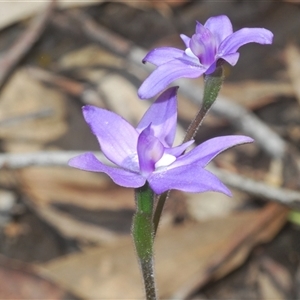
0, 0, 56, 88
183, 106, 208, 142
0, 151, 99, 169
1, 151, 300, 207
208, 165, 300, 208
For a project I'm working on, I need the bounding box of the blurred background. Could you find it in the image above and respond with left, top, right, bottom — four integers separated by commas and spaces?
0, 1, 300, 299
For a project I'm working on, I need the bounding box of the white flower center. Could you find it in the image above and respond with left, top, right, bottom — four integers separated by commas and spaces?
155, 153, 176, 169
185, 47, 198, 59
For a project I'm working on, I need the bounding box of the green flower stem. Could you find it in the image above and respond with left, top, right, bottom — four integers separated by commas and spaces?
153, 65, 225, 236
133, 183, 157, 300
183, 65, 225, 143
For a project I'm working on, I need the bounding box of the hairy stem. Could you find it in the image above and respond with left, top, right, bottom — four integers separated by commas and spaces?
133, 183, 157, 300
183, 65, 225, 143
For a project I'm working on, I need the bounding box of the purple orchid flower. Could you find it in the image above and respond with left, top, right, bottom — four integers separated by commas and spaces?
69, 87, 253, 195
138, 15, 273, 99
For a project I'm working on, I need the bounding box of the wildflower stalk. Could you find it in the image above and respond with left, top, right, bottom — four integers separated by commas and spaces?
153, 65, 225, 235
133, 183, 157, 300
183, 65, 225, 143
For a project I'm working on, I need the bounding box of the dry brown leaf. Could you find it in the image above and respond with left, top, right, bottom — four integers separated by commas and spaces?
285, 44, 300, 105
97, 73, 149, 125
0, 69, 67, 152
31, 204, 123, 244
221, 80, 294, 110
59, 45, 125, 70
0, 255, 80, 299
18, 167, 135, 243
16, 167, 182, 243
186, 190, 249, 221
42, 205, 287, 299
19, 167, 134, 211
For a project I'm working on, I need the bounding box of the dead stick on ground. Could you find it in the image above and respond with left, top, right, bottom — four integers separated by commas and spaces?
209, 165, 300, 208
0, 0, 56, 88
0, 151, 300, 207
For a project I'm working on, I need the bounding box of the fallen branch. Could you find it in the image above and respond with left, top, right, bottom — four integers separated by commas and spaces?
0, 151, 87, 169
209, 165, 300, 208
0, 151, 299, 207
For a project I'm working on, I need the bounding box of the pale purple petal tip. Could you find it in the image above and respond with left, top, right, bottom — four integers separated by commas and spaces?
69, 152, 145, 188
219, 28, 273, 55
148, 165, 231, 195
219, 53, 240, 66
195, 135, 254, 167
142, 47, 185, 66
138, 59, 205, 99
172, 135, 253, 169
